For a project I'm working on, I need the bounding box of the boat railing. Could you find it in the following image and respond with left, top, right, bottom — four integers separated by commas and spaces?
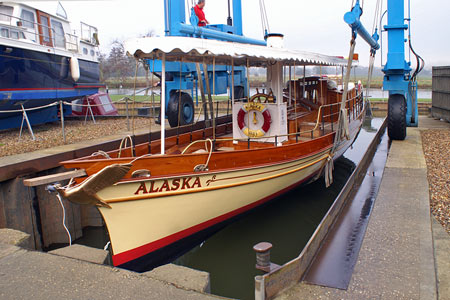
0, 11, 79, 52
80, 22, 98, 45
174, 91, 365, 151
316, 91, 365, 135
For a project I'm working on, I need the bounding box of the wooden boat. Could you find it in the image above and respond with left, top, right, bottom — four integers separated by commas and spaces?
58, 37, 365, 271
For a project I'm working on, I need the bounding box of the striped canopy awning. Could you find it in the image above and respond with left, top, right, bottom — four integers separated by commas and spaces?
125, 36, 356, 67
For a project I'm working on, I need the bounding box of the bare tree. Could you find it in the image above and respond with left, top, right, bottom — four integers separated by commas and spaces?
102, 39, 134, 84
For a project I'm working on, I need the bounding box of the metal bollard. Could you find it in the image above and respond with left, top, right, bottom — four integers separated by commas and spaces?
253, 242, 279, 273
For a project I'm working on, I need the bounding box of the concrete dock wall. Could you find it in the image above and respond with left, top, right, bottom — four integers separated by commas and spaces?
432, 66, 450, 122
0, 167, 102, 250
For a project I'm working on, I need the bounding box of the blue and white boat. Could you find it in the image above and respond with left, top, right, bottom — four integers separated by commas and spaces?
0, 2, 102, 130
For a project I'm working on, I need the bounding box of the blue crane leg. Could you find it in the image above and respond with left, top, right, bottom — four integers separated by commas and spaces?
382, 0, 417, 127
232, 0, 243, 36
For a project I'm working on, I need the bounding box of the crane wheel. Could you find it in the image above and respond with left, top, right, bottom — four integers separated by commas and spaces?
167, 91, 194, 128
387, 94, 407, 140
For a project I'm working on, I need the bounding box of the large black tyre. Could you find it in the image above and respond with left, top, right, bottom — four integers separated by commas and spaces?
167, 91, 194, 127
233, 86, 245, 101
387, 94, 407, 140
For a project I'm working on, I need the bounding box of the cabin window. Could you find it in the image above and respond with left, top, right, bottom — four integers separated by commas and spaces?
90, 49, 95, 56
83, 47, 88, 55
0, 5, 13, 22
10, 30, 19, 39
0, 28, 8, 38
51, 20, 65, 48
39, 15, 51, 43
20, 10, 35, 28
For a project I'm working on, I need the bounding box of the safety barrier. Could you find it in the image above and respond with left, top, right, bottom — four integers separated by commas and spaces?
0, 100, 115, 143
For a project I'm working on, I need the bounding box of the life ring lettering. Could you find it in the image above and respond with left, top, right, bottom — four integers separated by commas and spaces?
237, 103, 271, 138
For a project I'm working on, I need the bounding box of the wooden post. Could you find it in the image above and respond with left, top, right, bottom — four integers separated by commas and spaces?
60, 101, 66, 144
125, 97, 130, 131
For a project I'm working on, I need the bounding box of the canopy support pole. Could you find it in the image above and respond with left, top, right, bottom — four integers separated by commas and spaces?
161, 53, 166, 155
231, 57, 235, 104
195, 63, 208, 122
202, 60, 214, 122
288, 64, 292, 106
303, 66, 306, 99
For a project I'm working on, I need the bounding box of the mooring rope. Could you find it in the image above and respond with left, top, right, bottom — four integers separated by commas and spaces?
55, 193, 72, 246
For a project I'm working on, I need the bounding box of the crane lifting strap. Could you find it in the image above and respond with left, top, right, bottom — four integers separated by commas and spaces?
324, 36, 356, 187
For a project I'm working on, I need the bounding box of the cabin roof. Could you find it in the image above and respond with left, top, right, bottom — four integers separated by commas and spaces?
125, 36, 355, 67
5, 2, 69, 23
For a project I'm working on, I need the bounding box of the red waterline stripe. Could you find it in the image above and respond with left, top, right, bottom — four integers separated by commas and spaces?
112, 172, 318, 266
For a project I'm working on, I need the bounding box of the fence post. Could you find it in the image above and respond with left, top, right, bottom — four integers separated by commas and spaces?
216, 100, 219, 118
125, 97, 130, 131
60, 101, 66, 144
19, 104, 36, 141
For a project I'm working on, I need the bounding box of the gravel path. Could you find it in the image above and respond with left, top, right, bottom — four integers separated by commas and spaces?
421, 129, 450, 234
0, 118, 152, 158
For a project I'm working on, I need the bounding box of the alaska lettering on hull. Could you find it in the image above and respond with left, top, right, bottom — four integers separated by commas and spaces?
134, 177, 202, 195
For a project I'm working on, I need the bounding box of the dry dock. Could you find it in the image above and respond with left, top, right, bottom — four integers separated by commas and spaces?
276, 116, 450, 300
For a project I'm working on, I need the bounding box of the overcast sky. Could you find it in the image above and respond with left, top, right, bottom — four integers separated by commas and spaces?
23, 0, 450, 68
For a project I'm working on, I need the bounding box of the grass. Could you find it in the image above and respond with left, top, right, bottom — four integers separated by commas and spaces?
109, 94, 155, 102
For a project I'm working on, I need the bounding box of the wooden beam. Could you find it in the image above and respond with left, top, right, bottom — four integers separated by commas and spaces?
23, 169, 87, 187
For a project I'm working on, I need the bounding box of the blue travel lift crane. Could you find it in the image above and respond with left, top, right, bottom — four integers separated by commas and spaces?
345, 0, 423, 140
149, 0, 267, 127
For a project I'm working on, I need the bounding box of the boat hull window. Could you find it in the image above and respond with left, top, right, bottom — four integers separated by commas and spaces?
20, 10, 35, 29
51, 19, 65, 48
